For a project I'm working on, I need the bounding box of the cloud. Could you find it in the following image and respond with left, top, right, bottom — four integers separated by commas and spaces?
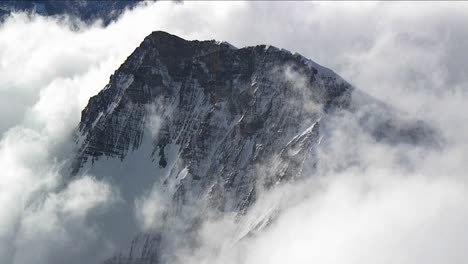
0, 3, 168, 263
1, 1, 468, 264
242, 172, 468, 264
0, 123, 119, 264
13, 176, 118, 264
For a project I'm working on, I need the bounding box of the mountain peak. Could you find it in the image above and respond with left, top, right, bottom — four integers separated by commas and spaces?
73, 29, 345, 199
71, 31, 436, 263
148, 30, 186, 41
146, 30, 190, 47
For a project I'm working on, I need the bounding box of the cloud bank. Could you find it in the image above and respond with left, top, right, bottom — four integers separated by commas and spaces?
0, 1, 468, 264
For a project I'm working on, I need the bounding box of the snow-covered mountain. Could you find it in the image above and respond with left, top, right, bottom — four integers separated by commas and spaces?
70, 31, 435, 263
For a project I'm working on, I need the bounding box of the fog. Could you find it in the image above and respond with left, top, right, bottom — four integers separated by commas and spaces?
0, 1, 467, 264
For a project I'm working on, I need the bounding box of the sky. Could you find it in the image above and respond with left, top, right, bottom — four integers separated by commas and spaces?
1, 1, 468, 264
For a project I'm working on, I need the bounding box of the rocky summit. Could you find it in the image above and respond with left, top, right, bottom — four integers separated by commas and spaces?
71, 31, 435, 263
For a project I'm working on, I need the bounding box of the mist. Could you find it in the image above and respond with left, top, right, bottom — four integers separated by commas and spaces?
1, 1, 468, 264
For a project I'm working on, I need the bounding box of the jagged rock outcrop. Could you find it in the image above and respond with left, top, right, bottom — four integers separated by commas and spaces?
71, 31, 435, 263
73, 31, 342, 212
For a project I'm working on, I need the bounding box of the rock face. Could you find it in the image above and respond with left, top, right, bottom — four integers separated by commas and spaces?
73, 31, 348, 211
71, 31, 435, 263
0, 1, 141, 25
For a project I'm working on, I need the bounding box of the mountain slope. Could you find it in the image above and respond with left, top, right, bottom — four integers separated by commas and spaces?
71, 31, 435, 263
73, 31, 349, 211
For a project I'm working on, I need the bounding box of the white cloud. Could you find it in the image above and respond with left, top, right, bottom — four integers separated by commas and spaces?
134, 187, 169, 231
0, 4, 167, 264
243, 171, 468, 264
13, 176, 118, 264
